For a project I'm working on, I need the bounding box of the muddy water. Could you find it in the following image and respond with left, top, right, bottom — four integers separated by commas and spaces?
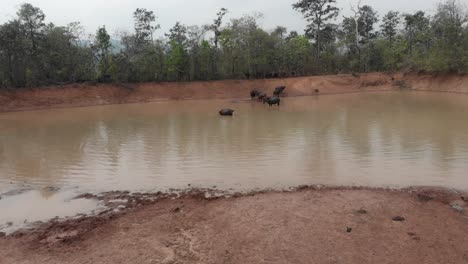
1, 91, 468, 193
2, 91, 468, 230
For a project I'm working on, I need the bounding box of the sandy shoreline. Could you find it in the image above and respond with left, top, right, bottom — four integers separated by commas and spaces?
1, 186, 467, 264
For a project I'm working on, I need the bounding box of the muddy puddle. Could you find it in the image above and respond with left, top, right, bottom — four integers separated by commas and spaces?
0, 188, 102, 234
1, 91, 468, 232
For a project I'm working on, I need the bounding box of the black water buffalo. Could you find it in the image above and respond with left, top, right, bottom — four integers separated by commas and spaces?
273, 86, 286, 96
258, 93, 267, 101
219, 109, 235, 116
267, 96, 281, 107
250, 90, 261, 99
262, 96, 270, 104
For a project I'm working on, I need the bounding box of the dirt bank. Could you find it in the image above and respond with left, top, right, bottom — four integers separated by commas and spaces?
1, 187, 467, 264
404, 72, 468, 94
0, 73, 401, 113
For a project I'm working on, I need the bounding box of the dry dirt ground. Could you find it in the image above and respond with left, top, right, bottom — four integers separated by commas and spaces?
1, 188, 468, 264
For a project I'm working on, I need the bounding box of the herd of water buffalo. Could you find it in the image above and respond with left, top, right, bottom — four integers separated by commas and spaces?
219, 86, 286, 116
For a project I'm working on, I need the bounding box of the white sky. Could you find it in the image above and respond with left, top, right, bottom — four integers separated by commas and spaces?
0, 0, 455, 37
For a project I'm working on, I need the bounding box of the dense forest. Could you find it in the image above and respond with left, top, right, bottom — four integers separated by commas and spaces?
0, 0, 467, 88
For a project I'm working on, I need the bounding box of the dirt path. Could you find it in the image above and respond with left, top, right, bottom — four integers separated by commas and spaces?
1, 188, 467, 264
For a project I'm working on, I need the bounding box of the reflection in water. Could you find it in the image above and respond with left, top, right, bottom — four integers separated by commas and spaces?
1, 91, 468, 194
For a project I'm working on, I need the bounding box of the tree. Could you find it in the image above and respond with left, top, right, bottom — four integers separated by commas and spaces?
93, 26, 112, 81
206, 8, 228, 79
286, 35, 312, 75
166, 22, 189, 81
2, 0, 468, 90
293, 0, 339, 59
0, 20, 26, 87
133, 8, 160, 42
427, 0, 468, 72
17, 3, 45, 54
403, 11, 430, 55
381, 11, 400, 43
17, 3, 46, 86
358, 5, 379, 71
338, 17, 359, 70
208, 8, 228, 49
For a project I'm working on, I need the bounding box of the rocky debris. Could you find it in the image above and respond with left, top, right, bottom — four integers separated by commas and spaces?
451, 204, 464, 213
0, 232, 6, 237
356, 209, 368, 214
346, 227, 353, 233
407, 232, 421, 241
392, 216, 406, 222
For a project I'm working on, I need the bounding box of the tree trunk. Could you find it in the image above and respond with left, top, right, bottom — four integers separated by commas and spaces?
316, 22, 321, 60
7, 53, 15, 86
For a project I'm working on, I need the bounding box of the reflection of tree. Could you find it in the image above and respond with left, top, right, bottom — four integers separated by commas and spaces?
333, 92, 468, 172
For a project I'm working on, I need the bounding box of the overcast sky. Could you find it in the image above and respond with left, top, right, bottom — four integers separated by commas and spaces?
0, 0, 452, 37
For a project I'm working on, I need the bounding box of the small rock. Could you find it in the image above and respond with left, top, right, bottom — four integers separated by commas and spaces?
356, 209, 368, 214
407, 232, 417, 237
346, 227, 353, 233
172, 207, 181, 213
392, 216, 406, 222
452, 204, 464, 212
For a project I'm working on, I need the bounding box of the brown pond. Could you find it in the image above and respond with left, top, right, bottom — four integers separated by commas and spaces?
1, 91, 468, 231
2, 91, 468, 193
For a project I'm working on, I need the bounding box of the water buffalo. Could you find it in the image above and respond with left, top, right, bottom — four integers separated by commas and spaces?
219, 109, 235, 116
250, 90, 260, 99
273, 86, 286, 96
258, 93, 267, 101
267, 96, 281, 107
262, 96, 270, 104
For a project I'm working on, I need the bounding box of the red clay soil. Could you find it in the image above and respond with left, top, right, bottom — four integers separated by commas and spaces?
0, 72, 401, 113
405, 72, 468, 94
1, 188, 468, 264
